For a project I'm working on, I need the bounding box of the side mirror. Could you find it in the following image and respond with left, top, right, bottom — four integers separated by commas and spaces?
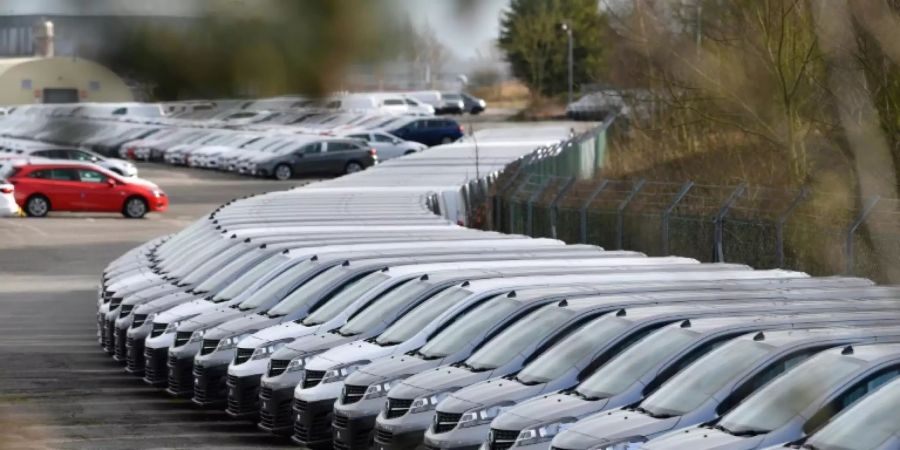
91, 156, 99, 162
106, 178, 116, 187
393, 139, 402, 145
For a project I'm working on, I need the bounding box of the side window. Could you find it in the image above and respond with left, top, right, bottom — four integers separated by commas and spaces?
326, 143, 353, 152
31, 150, 52, 158
347, 134, 370, 142
50, 169, 79, 181
69, 150, 93, 161
642, 334, 736, 395
803, 367, 900, 434
301, 143, 323, 154
28, 169, 52, 179
716, 348, 826, 415
578, 322, 668, 382
78, 170, 106, 183
373, 133, 394, 143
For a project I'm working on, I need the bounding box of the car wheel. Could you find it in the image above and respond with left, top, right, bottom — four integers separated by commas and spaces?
123, 197, 148, 219
344, 161, 364, 174
441, 137, 454, 144
25, 195, 50, 217
274, 164, 292, 181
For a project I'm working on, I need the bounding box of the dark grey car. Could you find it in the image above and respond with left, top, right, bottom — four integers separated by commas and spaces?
254, 138, 377, 180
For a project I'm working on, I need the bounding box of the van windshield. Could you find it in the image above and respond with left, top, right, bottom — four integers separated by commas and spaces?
194, 250, 264, 293
265, 266, 360, 316
463, 305, 575, 371
640, 339, 773, 417
236, 259, 327, 310
338, 278, 435, 336
576, 327, 698, 399
516, 315, 631, 384
717, 353, 864, 435
374, 286, 474, 345
806, 378, 900, 450
300, 272, 391, 326
211, 254, 291, 302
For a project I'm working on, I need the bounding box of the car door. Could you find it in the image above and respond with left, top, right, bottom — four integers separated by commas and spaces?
292, 142, 328, 175
371, 132, 403, 159
77, 168, 121, 212
37, 168, 83, 211
321, 142, 354, 173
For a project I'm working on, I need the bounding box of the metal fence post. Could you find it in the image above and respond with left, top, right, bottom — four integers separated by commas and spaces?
579, 179, 609, 243
548, 177, 576, 239
508, 174, 533, 234
775, 188, 808, 267
661, 181, 694, 255
845, 196, 880, 274
493, 166, 525, 232
616, 179, 646, 250
526, 177, 553, 236
713, 183, 747, 262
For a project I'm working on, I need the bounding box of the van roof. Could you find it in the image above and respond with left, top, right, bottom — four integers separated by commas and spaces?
730, 325, 900, 348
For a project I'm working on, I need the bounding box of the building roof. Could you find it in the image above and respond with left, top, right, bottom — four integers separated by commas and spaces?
0, 0, 202, 18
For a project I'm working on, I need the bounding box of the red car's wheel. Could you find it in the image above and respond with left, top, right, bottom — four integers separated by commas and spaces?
122, 197, 148, 219
25, 195, 50, 217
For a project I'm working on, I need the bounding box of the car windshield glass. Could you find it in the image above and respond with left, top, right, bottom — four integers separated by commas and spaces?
211, 253, 291, 301
374, 285, 470, 345
179, 245, 247, 285
300, 272, 391, 326
640, 339, 774, 417
339, 278, 437, 336
194, 250, 265, 293
463, 305, 576, 371
576, 326, 699, 399
235, 259, 325, 309
264, 266, 355, 316
718, 353, 865, 435
516, 315, 631, 384
806, 379, 900, 450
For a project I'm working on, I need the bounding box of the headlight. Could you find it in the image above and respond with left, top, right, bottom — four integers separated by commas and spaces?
143, 313, 156, 325
251, 339, 292, 360
322, 361, 369, 384
152, 190, 163, 198
188, 328, 206, 343
589, 438, 647, 450
363, 378, 402, 400
217, 332, 252, 352
515, 420, 577, 446
459, 403, 513, 428
164, 320, 185, 334
286, 356, 308, 373
410, 390, 453, 414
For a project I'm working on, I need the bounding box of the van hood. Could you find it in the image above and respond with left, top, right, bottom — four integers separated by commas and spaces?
439, 377, 545, 414
491, 392, 604, 431
269, 332, 349, 363
641, 426, 756, 450
305, 340, 386, 372
180, 307, 246, 332
346, 353, 436, 387
553, 408, 675, 450
121, 283, 183, 305
249, 320, 319, 346
154, 298, 216, 323
133, 291, 199, 315
205, 313, 282, 339
390, 365, 479, 400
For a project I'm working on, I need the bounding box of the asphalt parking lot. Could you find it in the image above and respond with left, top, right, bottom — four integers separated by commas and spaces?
0, 164, 316, 449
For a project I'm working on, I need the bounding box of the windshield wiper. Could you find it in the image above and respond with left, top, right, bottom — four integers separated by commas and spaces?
714, 424, 765, 437
635, 406, 672, 419
266, 312, 285, 318
336, 329, 359, 338
569, 390, 601, 401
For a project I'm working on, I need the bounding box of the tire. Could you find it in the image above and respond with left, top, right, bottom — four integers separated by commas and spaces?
344, 161, 364, 174
274, 164, 292, 181
25, 195, 50, 217
122, 197, 148, 219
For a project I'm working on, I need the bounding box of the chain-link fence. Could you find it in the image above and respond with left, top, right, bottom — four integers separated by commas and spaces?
468, 124, 900, 283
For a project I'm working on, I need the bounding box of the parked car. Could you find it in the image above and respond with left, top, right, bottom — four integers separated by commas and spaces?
0, 177, 18, 216
442, 92, 486, 115
7, 161, 167, 218
24, 146, 138, 177
436, 93, 465, 115
343, 131, 426, 160
253, 138, 377, 180
386, 118, 464, 147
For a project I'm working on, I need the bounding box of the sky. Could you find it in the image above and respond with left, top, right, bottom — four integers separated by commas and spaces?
402, 0, 509, 59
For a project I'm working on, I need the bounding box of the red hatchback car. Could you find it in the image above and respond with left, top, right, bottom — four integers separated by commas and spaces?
8, 162, 168, 218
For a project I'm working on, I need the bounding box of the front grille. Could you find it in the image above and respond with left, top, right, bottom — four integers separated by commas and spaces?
374, 428, 393, 444
200, 339, 219, 355
259, 398, 293, 430
114, 327, 128, 360
341, 384, 367, 405
126, 336, 144, 373
434, 411, 463, 433
302, 370, 325, 388
226, 375, 258, 415
119, 304, 134, 318
385, 398, 413, 419
333, 412, 349, 428
104, 319, 115, 354
292, 407, 331, 444
268, 359, 289, 377
174, 332, 192, 347
489, 428, 521, 450
191, 365, 208, 402
234, 348, 253, 365
150, 322, 167, 337
109, 297, 123, 310
132, 314, 147, 328
293, 399, 308, 413
226, 374, 238, 387
143, 347, 167, 384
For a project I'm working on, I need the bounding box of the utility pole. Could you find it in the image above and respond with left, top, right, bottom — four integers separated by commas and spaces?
560, 22, 574, 106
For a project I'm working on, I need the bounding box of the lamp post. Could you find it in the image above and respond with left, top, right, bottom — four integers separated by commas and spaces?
560, 22, 574, 106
